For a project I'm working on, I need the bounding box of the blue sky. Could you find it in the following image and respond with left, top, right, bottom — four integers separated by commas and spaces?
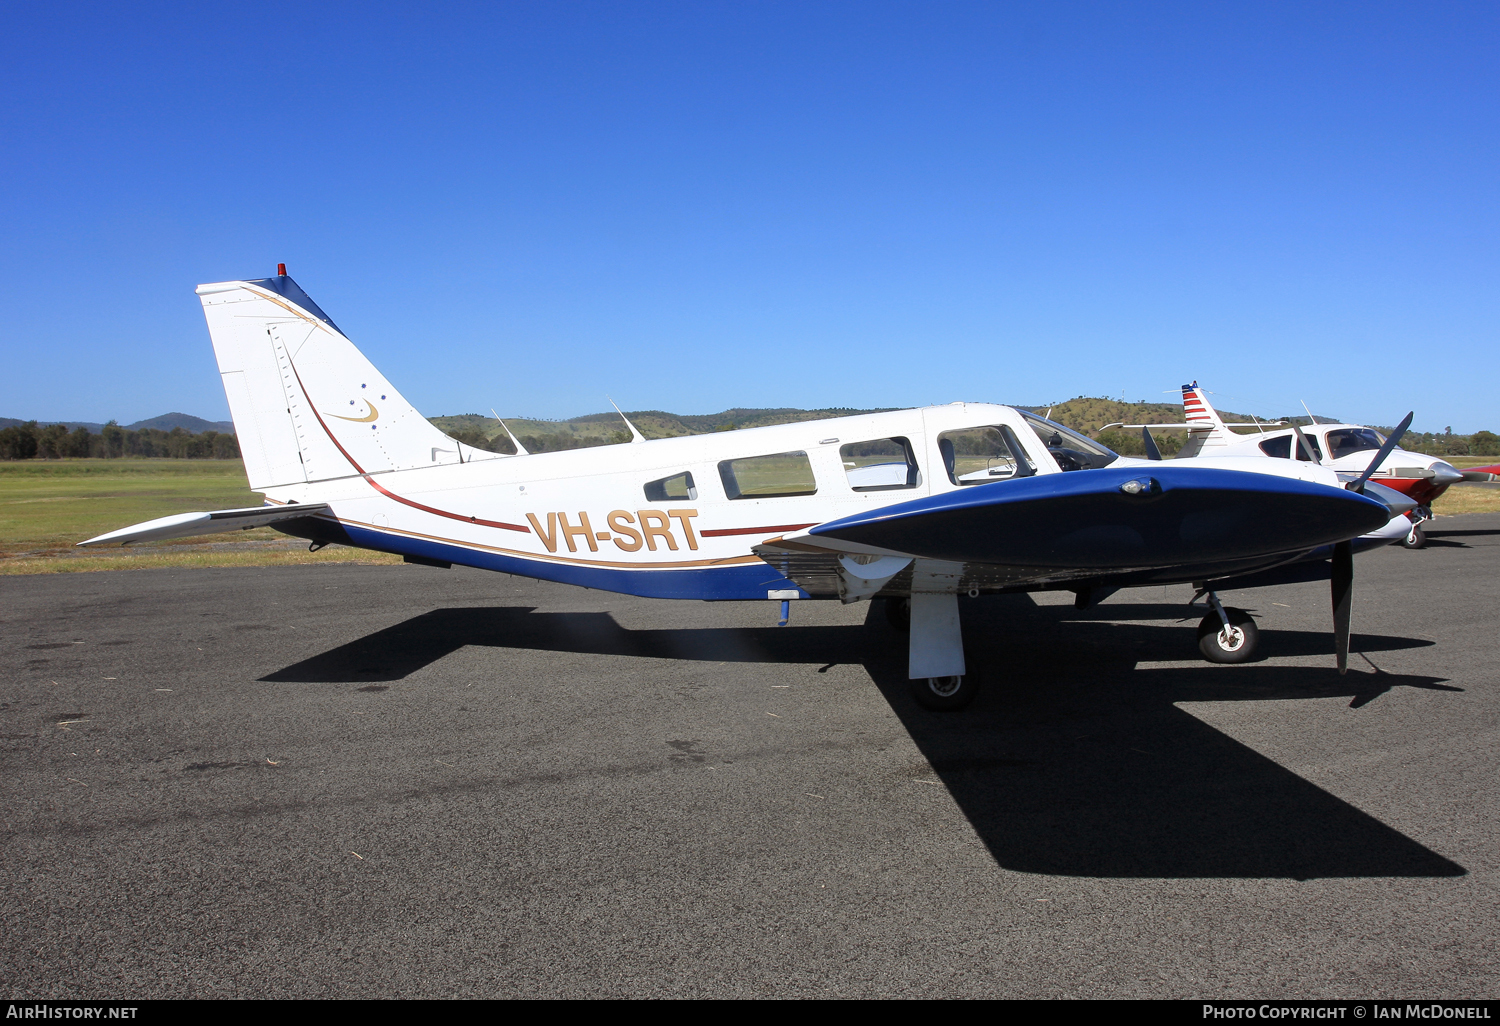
1, 1, 1495, 431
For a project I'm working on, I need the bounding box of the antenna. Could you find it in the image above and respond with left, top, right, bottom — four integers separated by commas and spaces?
1301, 399, 1316, 424
490, 409, 529, 456
608, 397, 646, 444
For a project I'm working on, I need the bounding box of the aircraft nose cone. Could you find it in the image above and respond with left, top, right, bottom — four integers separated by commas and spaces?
1432, 462, 1465, 485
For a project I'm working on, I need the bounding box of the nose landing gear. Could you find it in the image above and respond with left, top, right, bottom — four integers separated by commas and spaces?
1192, 588, 1259, 664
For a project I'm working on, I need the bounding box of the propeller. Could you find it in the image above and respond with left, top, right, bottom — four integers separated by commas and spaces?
1329, 412, 1413, 674
1141, 426, 1162, 461
1332, 540, 1353, 674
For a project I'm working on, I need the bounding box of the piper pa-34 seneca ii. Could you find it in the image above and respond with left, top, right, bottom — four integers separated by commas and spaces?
82, 271, 1422, 710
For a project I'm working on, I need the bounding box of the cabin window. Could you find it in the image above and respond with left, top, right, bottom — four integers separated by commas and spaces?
1018, 412, 1118, 471
1293, 433, 1324, 461
718, 451, 818, 499
644, 471, 697, 502
1259, 436, 1292, 459
840, 437, 920, 491
1326, 429, 1384, 461
937, 426, 1037, 485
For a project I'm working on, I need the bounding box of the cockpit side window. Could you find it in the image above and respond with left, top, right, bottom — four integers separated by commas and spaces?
644, 471, 697, 502
1293, 433, 1324, 462
1018, 412, 1118, 471
937, 426, 1037, 485
840, 437, 920, 491
1259, 436, 1292, 459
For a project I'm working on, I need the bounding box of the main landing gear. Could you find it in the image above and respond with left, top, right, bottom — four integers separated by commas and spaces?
910, 667, 982, 711
883, 567, 984, 712
1192, 588, 1259, 664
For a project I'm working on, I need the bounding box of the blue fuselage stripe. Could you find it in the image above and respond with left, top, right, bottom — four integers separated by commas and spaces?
340, 524, 807, 601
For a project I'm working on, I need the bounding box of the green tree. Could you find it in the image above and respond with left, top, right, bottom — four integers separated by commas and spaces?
101, 421, 124, 458
0, 423, 39, 460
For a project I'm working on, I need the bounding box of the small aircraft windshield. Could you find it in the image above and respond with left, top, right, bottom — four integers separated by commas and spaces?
1326, 428, 1386, 461
1017, 412, 1118, 471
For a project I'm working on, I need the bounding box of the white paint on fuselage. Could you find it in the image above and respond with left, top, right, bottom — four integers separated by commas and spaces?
260, 403, 1348, 577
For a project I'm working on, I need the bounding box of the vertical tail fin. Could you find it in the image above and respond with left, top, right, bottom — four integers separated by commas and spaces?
197, 272, 496, 491
1176, 381, 1233, 458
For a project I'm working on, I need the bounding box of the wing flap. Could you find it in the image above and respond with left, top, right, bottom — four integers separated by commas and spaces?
77, 504, 330, 547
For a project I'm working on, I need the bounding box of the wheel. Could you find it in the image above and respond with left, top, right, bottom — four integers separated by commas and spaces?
909, 662, 981, 711
1197, 608, 1258, 664
884, 597, 911, 632
1401, 525, 1426, 549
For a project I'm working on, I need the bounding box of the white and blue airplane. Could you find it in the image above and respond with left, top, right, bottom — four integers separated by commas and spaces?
81, 270, 1417, 709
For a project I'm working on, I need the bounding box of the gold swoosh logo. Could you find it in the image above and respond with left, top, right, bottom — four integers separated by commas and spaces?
326, 401, 379, 423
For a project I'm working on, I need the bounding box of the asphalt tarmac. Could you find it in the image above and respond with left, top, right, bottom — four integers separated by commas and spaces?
3, 515, 1497, 999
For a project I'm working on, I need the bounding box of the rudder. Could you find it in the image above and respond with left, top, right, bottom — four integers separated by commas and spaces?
197, 271, 496, 491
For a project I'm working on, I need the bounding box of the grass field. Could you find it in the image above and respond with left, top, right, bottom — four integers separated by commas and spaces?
1, 456, 1495, 575
0, 460, 399, 575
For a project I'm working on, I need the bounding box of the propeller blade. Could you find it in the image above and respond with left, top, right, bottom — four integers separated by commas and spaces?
1141, 426, 1162, 461
1291, 423, 1322, 464
1349, 412, 1414, 494
1331, 540, 1353, 675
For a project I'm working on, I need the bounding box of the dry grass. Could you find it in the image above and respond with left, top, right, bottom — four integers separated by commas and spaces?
0, 460, 402, 575
1431, 485, 1500, 517
0, 543, 402, 575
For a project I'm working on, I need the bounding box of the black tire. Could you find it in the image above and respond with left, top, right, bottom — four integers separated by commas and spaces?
909, 662, 981, 711
885, 597, 911, 632
1197, 608, 1258, 664
1401, 525, 1427, 550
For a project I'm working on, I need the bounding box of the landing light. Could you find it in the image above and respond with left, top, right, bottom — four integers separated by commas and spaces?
1120, 478, 1161, 496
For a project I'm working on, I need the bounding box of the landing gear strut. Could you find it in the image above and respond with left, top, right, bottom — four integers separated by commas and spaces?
1192, 588, 1259, 664
1401, 507, 1431, 549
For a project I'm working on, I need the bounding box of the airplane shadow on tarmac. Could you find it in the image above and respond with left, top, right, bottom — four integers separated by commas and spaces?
1421, 528, 1500, 549
263, 595, 1465, 881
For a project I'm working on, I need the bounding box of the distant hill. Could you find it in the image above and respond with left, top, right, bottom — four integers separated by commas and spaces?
1021, 396, 1286, 435
0, 399, 1308, 448
429, 398, 1318, 458
0, 413, 235, 433
429, 406, 905, 449
431, 398, 1291, 446
124, 413, 236, 433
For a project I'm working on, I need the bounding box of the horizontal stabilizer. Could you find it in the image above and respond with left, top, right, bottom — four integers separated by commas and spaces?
78, 504, 329, 547
1099, 423, 1277, 431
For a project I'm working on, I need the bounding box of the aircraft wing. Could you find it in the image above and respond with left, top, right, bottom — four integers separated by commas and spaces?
77, 504, 330, 547
754, 465, 1390, 599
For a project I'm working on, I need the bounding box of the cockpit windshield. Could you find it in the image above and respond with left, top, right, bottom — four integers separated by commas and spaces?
1017, 411, 1119, 471
1325, 428, 1386, 461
